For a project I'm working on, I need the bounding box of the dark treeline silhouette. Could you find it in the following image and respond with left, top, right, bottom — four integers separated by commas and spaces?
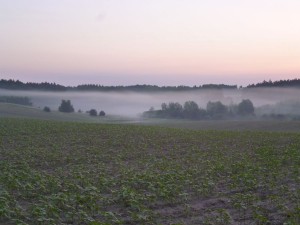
0, 96, 32, 106
0, 79, 67, 91
1, 78, 300, 92
247, 78, 300, 88
0, 79, 237, 92
77, 84, 238, 92
143, 99, 255, 120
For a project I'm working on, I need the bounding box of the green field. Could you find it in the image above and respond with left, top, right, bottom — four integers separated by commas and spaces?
1, 118, 300, 224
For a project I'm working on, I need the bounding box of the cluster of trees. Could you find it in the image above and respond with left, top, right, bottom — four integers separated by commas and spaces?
0, 96, 32, 106
143, 99, 255, 120
88, 109, 106, 117
0, 97, 107, 117
57, 99, 106, 117
247, 79, 300, 88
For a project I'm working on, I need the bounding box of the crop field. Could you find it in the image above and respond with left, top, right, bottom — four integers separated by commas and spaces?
141, 118, 300, 133
1, 118, 300, 224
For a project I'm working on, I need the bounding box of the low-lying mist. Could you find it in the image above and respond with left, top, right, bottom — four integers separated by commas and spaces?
1, 87, 300, 117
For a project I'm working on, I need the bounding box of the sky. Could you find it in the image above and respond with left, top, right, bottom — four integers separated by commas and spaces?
0, 0, 300, 86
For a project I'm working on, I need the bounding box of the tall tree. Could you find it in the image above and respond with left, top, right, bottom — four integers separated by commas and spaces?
58, 100, 74, 113
238, 99, 254, 116
183, 101, 200, 119
206, 101, 228, 118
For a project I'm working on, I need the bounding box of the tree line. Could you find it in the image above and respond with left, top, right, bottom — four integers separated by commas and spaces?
247, 78, 300, 88
0, 79, 67, 91
1, 78, 300, 92
0, 79, 237, 92
143, 99, 255, 120
0, 96, 32, 106
56, 100, 105, 117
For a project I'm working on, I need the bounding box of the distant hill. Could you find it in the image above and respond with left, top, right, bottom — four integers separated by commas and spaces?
0, 103, 95, 122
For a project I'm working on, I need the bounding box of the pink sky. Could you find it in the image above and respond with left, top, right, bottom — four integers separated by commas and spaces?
1, 0, 300, 86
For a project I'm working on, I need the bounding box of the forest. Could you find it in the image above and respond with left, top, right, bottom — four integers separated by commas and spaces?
0, 79, 237, 92
247, 78, 300, 88
1, 78, 300, 92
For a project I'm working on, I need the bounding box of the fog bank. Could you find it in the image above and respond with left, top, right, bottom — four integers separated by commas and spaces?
0, 88, 300, 117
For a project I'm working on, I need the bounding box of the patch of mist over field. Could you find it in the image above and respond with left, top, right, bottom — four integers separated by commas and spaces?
241, 88, 300, 106
0, 88, 300, 117
241, 88, 300, 116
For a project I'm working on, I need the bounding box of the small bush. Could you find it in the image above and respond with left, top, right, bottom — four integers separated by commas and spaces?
43, 106, 51, 112
89, 109, 97, 116
99, 111, 106, 116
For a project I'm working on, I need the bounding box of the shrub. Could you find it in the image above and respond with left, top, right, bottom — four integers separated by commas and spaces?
99, 111, 106, 116
43, 106, 51, 112
89, 109, 97, 116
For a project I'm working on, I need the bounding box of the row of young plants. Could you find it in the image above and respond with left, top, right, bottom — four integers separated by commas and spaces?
0, 118, 300, 224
